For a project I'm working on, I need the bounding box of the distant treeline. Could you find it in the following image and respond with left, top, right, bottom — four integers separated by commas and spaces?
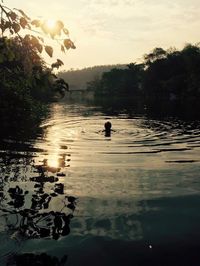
86, 44, 200, 105
58, 64, 126, 90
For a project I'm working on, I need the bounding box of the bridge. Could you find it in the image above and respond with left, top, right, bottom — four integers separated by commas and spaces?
65, 89, 94, 100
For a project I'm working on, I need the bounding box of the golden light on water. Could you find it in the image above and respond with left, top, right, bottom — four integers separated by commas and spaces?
45, 122, 61, 168
42, 104, 75, 169
47, 153, 59, 168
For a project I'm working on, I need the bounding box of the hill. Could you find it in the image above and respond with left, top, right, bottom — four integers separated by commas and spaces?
58, 64, 126, 91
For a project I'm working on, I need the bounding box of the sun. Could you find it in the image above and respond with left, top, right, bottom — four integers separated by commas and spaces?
45, 19, 56, 30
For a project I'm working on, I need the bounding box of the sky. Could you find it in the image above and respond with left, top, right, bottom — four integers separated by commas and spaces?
5, 0, 200, 70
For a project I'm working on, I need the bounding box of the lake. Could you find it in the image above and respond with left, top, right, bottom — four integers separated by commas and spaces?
0, 101, 200, 265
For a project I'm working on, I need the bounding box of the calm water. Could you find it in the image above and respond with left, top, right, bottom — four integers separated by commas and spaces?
1, 102, 200, 265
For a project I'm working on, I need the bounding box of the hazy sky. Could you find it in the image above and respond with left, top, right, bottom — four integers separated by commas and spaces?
5, 0, 200, 70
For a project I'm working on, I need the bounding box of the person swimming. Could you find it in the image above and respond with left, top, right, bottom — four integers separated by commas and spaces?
104, 121, 112, 137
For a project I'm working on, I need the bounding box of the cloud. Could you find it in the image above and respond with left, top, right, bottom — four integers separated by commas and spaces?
81, 0, 135, 7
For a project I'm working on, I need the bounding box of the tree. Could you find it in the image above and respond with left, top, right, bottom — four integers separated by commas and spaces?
0, 2, 75, 132
144, 47, 167, 66
0, 2, 75, 62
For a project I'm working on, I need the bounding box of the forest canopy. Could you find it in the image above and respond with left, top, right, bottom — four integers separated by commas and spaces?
86, 44, 200, 106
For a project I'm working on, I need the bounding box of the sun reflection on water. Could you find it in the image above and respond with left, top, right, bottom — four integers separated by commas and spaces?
42, 105, 77, 169
47, 154, 59, 168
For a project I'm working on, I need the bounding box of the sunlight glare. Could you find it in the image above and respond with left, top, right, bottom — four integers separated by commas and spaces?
45, 19, 56, 30
47, 155, 59, 168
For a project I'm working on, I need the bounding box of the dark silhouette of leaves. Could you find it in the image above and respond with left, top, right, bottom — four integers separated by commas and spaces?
12, 22, 20, 33
4, 21, 11, 30
31, 19, 41, 27
30, 35, 39, 46
56, 20, 64, 29
37, 36, 44, 43
61, 44, 65, 53
57, 59, 64, 66
51, 59, 64, 69
20, 17, 28, 29
70, 41, 76, 49
36, 43, 43, 53
45, 45, 53, 57
63, 39, 76, 49
15, 9, 30, 20
9, 11, 17, 21
63, 39, 71, 50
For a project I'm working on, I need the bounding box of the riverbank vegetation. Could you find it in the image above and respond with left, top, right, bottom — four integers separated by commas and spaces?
86, 44, 200, 117
0, 2, 74, 137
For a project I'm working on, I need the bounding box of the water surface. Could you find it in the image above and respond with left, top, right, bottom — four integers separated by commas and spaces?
1, 102, 200, 265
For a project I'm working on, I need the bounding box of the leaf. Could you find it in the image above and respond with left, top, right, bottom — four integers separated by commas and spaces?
36, 43, 43, 53
15, 9, 30, 20
51, 62, 59, 69
20, 17, 27, 29
61, 44, 65, 53
51, 60, 64, 69
70, 41, 76, 49
0, 21, 11, 33
24, 34, 30, 43
26, 24, 31, 30
31, 19, 41, 27
0, 20, 10, 33
63, 28, 69, 35
56, 20, 64, 30
50, 20, 64, 36
12, 23, 21, 33
38, 36, 44, 43
57, 59, 64, 66
9, 12, 17, 21
31, 35, 39, 46
63, 39, 71, 50
5, 21, 11, 29
45, 46, 53, 57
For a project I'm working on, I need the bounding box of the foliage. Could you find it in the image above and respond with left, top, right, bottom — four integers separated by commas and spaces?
87, 63, 144, 98
143, 44, 200, 102
0, 2, 76, 60
87, 43, 200, 109
58, 64, 126, 91
0, 2, 74, 131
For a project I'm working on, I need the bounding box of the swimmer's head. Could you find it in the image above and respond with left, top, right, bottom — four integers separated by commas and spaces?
104, 121, 112, 131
